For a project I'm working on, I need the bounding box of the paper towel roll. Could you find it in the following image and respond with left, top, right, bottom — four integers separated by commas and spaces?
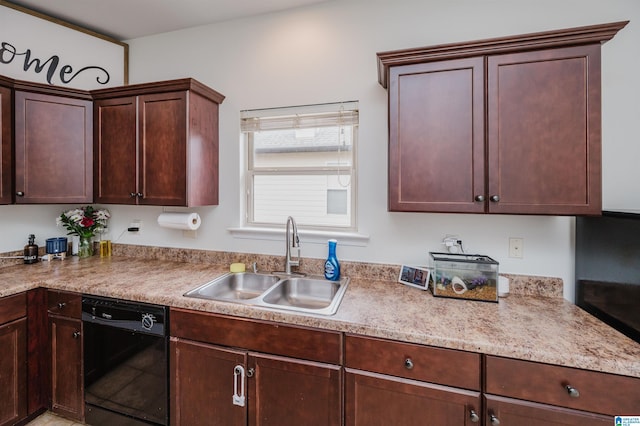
157, 213, 201, 230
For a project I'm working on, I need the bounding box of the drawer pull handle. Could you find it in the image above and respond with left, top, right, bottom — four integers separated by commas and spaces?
469, 409, 480, 423
404, 358, 414, 370
565, 385, 580, 398
57, 302, 66, 309
490, 413, 500, 425
72, 331, 81, 339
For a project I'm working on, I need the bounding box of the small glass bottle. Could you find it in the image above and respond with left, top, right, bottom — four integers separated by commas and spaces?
324, 239, 340, 281
99, 227, 112, 258
24, 234, 39, 264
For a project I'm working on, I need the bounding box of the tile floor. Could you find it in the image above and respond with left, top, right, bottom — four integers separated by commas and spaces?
26, 412, 81, 426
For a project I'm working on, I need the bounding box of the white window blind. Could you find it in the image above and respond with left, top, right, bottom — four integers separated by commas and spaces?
241, 101, 359, 132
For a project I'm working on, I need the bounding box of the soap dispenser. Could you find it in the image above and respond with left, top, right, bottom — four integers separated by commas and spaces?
324, 239, 340, 281
24, 234, 39, 264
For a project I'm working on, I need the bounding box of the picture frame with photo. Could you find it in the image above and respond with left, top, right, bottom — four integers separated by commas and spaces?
398, 265, 431, 290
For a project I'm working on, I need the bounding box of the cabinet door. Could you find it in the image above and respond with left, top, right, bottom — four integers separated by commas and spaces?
485, 394, 611, 426
388, 57, 485, 213
345, 369, 481, 426
487, 44, 601, 215
49, 315, 83, 421
0, 85, 11, 205
138, 91, 187, 206
171, 338, 247, 426
249, 353, 342, 426
0, 318, 27, 426
94, 97, 137, 204
14, 91, 93, 203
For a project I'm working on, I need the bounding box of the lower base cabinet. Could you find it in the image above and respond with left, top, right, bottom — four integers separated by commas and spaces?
171, 339, 246, 426
345, 369, 481, 425
344, 334, 482, 426
170, 308, 342, 426
47, 290, 84, 422
0, 294, 27, 426
484, 355, 640, 425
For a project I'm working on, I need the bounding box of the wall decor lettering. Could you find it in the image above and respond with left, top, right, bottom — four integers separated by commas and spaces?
0, 1, 127, 89
0, 41, 110, 85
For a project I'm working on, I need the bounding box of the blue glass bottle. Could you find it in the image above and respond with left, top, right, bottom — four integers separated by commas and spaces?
324, 239, 340, 281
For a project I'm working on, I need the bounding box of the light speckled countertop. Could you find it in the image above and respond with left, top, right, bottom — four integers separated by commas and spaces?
2, 255, 639, 379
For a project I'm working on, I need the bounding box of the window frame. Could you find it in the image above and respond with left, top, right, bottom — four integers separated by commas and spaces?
241, 101, 358, 231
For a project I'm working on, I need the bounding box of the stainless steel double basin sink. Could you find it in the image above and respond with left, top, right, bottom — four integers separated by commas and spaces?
184, 272, 349, 316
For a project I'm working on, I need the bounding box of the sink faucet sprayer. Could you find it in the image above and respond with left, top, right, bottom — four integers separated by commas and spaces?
284, 216, 300, 274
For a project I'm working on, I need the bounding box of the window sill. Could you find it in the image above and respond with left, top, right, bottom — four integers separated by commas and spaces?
228, 227, 370, 247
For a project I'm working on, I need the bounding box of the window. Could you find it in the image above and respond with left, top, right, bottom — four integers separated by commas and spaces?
241, 101, 358, 230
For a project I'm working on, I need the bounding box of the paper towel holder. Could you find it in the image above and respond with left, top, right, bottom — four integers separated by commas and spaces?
157, 212, 201, 238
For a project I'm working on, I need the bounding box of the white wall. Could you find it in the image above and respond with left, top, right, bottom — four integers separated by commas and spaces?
1, 0, 638, 302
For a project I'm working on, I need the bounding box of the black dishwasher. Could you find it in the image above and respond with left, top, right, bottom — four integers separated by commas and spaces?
82, 295, 168, 426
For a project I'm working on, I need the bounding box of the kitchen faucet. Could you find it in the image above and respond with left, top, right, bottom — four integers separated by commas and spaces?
284, 216, 300, 274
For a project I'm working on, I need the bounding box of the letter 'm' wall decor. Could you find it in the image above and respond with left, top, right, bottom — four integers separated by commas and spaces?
0, 1, 127, 89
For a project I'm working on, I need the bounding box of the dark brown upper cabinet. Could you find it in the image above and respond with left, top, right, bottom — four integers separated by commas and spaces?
0, 78, 11, 205
92, 79, 225, 207
13, 83, 93, 204
378, 21, 628, 215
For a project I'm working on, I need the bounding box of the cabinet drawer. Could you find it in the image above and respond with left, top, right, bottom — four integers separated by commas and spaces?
485, 355, 640, 415
485, 394, 611, 426
345, 334, 481, 390
0, 292, 27, 324
47, 290, 82, 319
170, 308, 342, 364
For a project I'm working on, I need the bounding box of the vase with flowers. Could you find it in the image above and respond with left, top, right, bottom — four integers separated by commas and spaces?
57, 206, 111, 258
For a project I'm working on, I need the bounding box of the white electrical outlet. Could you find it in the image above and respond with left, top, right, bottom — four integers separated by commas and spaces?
443, 235, 462, 253
509, 237, 523, 258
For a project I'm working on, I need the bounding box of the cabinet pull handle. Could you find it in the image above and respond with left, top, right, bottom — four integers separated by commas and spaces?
489, 413, 500, 425
57, 302, 66, 309
469, 409, 480, 423
16, 191, 24, 197
490, 195, 500, 202
72, 331, 81, 339
233, 365, 246, 407
404, 358, 414, 370
474, 195, 485, 202
565, 384, 580, 398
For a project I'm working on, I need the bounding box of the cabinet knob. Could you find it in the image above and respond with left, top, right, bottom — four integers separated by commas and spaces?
130, 192, 137, 198
565, 385, 580, 398
469, 409, 480, 423
490, 195, 500, 202
246, 368, 255, 378
474, 195, 485, 202
72, 331, 81, 339
404, 358, 414, 370
489, 413, 500, 425
137, 192, 143, 198
16, 191, 24, 197
57, 302, 66, 309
